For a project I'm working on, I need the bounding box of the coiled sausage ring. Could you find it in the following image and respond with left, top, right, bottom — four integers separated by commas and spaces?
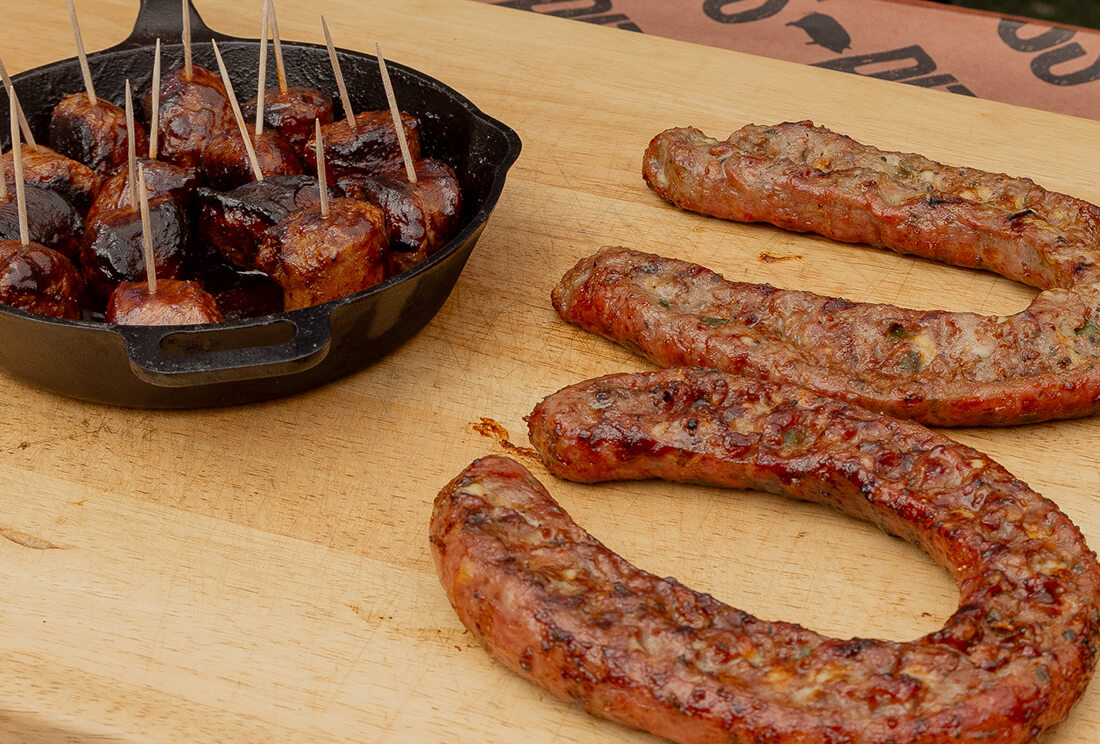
431, 368, 1100, 744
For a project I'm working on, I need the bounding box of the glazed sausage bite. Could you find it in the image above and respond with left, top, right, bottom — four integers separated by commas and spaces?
88, 158, 199, 227
554, 246, 1100, 427
106, 279, 222, 325
0, 239, 83, 319
255, 197, 389, 310
206, 270, 282, 319
338, 158, 462, 274
0, 183, 83, 260
80, 196, 189, 299
303, 110, 420, 180
2, 144, 98, 213
432, 369, 1100, 744
196, 174, 337, 270
148, 64, 234, 169
48, 94, 148, 179
241, 86, 334, 157
188, 246, 284, 321
200, 127, 302, 191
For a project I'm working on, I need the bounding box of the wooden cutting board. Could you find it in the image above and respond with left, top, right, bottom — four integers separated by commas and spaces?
1, 0, 1099, 741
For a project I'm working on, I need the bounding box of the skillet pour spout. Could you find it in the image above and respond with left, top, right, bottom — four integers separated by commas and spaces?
0, 0, 521, 407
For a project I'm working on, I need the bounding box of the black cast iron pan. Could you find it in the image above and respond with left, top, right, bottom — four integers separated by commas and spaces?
0, 0, 520, 407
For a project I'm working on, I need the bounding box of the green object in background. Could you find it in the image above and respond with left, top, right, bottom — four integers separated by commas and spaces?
945, 0, 1100, 30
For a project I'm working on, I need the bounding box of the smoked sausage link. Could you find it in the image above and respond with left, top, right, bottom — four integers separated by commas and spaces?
431, 369, 1100, 744
643, 122, 1100, 291
553, 246, 1100, 427
630, 122, 1100, 427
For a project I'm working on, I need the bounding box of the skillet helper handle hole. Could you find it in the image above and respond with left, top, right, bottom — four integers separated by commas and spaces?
117, 308, 332, 387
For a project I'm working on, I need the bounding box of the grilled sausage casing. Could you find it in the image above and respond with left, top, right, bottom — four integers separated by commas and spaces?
3, 144, 97, 213
88, 158, 199, 227
553, 246, 1100, 427
201, 128, 302, 191
106, 279, 222, 326
338, 158, 462, 274
197, 174, 335, 271
242, 86, 334, 157
632, 123, 1100, 426
0, 185, 82, 260
48, 94, 148, 179
432, 369, 1100, 744
0, 240, 83, 319
256, 197, 389, 310
80, 196, 189, 299
643, 122, 1100, 291
304, 110, 421, 180
148, 65, 233, 169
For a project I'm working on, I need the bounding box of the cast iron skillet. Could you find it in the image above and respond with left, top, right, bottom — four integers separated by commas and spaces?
0, 0, 520, 407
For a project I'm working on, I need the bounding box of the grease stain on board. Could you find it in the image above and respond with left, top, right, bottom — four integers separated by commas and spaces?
470, 417, 539, 460
347, 602, 394, 623
759, 252, 803, 264
1, 527, 66, 550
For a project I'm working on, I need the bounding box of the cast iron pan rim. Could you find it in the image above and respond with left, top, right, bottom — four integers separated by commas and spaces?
6, 38, 521, 337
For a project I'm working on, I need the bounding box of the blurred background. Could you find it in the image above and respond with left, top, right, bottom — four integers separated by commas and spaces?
940, 1, 1100, 29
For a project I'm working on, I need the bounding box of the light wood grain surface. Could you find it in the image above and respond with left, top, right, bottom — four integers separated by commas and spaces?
1, 0, 1099, 741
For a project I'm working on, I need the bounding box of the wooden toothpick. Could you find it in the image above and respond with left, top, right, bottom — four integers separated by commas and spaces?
269, 0, 287, 95
138, 164, 156, 293
314, 118, 328, 219
150, 39, 161, 159
125, 80, 139, 211
182, 0, 193, 80
375, 43, 416, 184
322, 16, 355, 131
9, 93, 28, 246
0, 57, 35, 148
256, 0, 271, 136
211, 40, 264, 182
68, 0, 97, 105
0, 118, 7, 203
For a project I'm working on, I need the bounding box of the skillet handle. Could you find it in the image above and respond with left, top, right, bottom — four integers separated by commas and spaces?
117, 0, 222, 50
116, 307, 333, 388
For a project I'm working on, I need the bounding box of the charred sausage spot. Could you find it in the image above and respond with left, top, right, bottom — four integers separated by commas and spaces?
1074, 320, 1100, 341
0, 185, 83, 260
899, 351, 923, 373
80, 196, 189, 300
48, 94, 148, 178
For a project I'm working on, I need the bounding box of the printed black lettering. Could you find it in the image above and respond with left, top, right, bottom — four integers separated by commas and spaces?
946, 84, 977, 96
786, 13, 851, 54
905, 73, 959, 88
997, 19, 1075, 53
703, 0, 788, 24
1031, 43, 1100, 85
813, 46, 936, 81
581, 14, 642, 30
905, 74, 975, 96
812, 46, 973, 96
492, 0, 641, 30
